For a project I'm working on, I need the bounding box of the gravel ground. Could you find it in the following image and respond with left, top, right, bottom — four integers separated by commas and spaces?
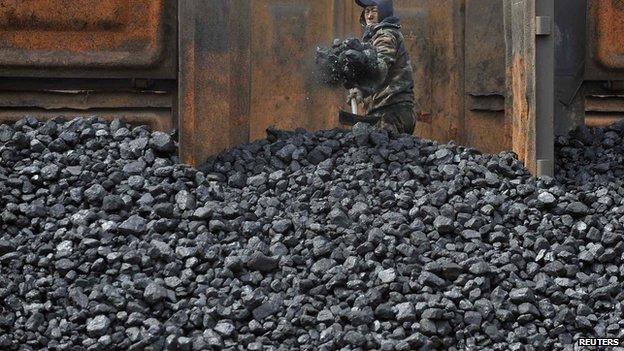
1, 116, 623, 351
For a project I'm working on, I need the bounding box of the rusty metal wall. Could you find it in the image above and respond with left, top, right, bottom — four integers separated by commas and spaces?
584, 0, 624, 127
553, 0, 586, 135
179, 0, 515, 165
0, 89, 173, 132
400, 0, 465, 146
178, 0, 252, 165
249, 0, 355, 141
0, 0, 516, 166
586, 0, 624, 80
400, 0, 511, 155
0, 0, 532, 169
0, 0, 177, 79
0, 0, 177, 135
464, 0, 510, 154
392, 1, 433, 129
179, 0, 359, 164
586, 93, 624, 127
5, 0, 624, 170
584, 81, 624, 126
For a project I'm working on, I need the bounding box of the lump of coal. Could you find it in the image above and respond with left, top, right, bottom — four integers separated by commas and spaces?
315, 37, 380, 89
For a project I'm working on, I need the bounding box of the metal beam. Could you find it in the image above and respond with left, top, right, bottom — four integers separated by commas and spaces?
505, 0, 558, 176
535, 0, 555, 177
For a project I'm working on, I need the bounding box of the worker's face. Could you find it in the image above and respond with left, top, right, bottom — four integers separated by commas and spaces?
365, 6, 379, 25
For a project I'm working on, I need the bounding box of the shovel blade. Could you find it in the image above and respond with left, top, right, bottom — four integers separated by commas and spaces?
338, 109, 380, 126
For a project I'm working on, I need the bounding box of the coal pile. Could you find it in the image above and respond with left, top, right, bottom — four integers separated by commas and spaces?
1, 117, 624, 351
556, 123, 624, 189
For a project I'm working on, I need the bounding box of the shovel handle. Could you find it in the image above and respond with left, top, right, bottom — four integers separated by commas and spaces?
351, 99, 358, 115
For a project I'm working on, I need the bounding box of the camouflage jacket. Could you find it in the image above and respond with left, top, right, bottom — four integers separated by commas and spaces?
361, 19, 415, 114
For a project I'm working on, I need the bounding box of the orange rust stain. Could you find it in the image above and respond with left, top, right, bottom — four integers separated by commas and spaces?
180, 45, 197, 166
594, 0, 624, 69
585, 116, 624, 127
510, 54, 534, 171
0, 0, 164, 67
0, 0, 123, 30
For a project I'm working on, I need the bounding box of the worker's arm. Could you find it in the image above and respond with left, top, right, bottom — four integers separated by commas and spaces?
370, 30, 397, 84
357, 30, 398, 97
338, 31, 398, 96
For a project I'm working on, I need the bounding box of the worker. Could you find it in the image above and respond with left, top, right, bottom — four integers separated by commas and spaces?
346, 0, 416, 135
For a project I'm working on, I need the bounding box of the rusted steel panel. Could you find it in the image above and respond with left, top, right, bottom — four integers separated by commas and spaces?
0, 0, 176, 79
465, 0, 506, 94
587, 0, 624, 80
585, 115, 624, 127
334, 0, 363, 38
554, 0, 586, 103
249, 0, 346, 141
177, 0, 359, 165
0, 78, 176, 92
586, 95, 624, 113
394, 1, 433, 125
178, 0, 251, 166
464, 0, 510, 154
468, 94, 505, 112
593, 0, 624, 70
555, 85, 586, 135
404, 0, 464, 144
553, 0, 586, 136
0, 91, 171, 110
0, 0, 164, 67
505, 0, 537, 174
0, 89, 174, 132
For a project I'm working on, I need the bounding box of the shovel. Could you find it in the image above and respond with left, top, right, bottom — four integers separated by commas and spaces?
338, 99, 381, 126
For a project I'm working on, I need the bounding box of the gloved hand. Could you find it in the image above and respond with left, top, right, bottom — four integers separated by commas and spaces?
346, 88, 364, 104
340, 49, 368, 90
341, 49, 367, 66
315, 37, 379, 89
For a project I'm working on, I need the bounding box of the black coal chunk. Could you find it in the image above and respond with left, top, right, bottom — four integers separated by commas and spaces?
246, 252, 279, 272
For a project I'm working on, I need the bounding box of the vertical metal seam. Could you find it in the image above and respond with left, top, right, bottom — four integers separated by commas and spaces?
459, 0, 467, 145
245, 0, 252, 145
190, 0, 198, 165
535, 0, 555, 176
248, 0, 254, 142
178, 0, 196, 165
